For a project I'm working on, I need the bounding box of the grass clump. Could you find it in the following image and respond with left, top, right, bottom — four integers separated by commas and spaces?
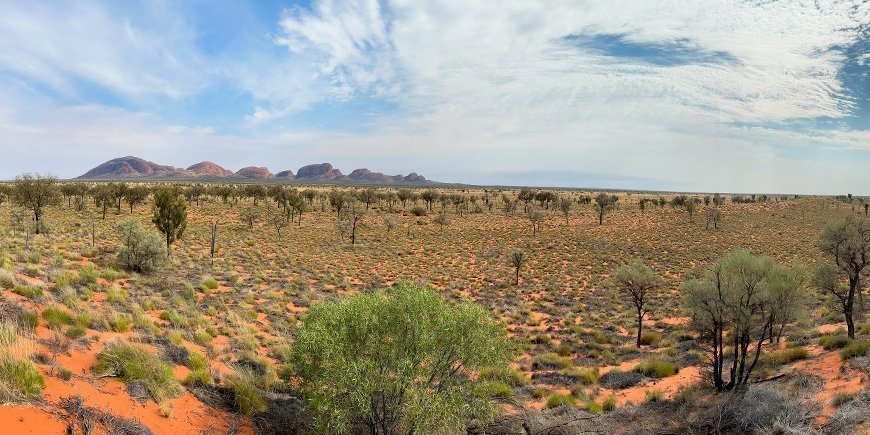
93, 340, 183, 403
0, 352, 45, 402
840, 340, 869, 360
478, 366, 530, 387
634, 357, 677, 378
544, 393, 576, 409
225, 368, 266, 415
762, 346, 809, 366
42, 307, 72, 329
819, 334, 850, 350
531, 352, 572, 370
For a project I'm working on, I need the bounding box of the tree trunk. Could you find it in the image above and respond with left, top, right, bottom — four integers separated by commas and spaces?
635, 307, 643, 348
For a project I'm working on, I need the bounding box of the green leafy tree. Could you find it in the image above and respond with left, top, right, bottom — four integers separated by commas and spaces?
117, 220, 166, 273
681, 249, 807, 391
594, 193, 617, 225
509, 251, 526, 286
817, 217, 870, 338
11, 173, 59, 234
291, 284, 513, 435
613, 260, 661, 347
151, 188, 187, 255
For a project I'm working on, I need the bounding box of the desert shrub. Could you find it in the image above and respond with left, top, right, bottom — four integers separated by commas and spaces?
585, 401, 604, 413
291, 284, 513, 434
42, 307, 72, 329
0, 270, 16, 288
601, 394, 617, 411
476, 381, 512, 399
840, 340, 869, 360
726, 385, 815, 434
64, 324, 87, 340
545, 393, 576, 409
93, 340, 183, 403
639, 331, 662, 346
634, 357, 677, 378
826, 388, 870, 433
107, 313, 132, 333
478, 366, 530, 387
202, 278, 219, 290
225, 368, 266, 416
410, 206, 427, 216
762, 346, 809, 366
184, 369, 212, 386
77, 265, 98, 285
117, 220, 166, 273
599, 369, 643, 389
18, 310, 38, 329
0, 352, 45, 402
645, 390, 664, 402
819, 334, 850, 350
532, 352, 572, 370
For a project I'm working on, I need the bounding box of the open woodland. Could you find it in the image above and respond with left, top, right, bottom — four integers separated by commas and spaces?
0, 179, 867, 434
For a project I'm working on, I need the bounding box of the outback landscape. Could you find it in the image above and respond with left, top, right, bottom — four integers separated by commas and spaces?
0, 162, 866, 434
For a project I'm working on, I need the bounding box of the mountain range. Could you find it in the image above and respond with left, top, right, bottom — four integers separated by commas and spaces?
76, 156, 432, 184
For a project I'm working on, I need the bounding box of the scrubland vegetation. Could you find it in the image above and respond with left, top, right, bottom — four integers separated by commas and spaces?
0, 174, 867, 434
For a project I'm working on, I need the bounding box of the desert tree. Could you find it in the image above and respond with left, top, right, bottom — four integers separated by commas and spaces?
712, 193, 725, 206
816, 217, 870, 338
594, 193, 618, 225
509, 250, 526, 286
113, 182, 129, 213
558, 197, 572, 224
124, 187, 149, 213
433, 212, 450, 232
383, 214, 397, 233
685, 197, 698, 220
11, 173, 59, 234
705, 207, 722, 230
151, 187, 187, 255
328, 190, 349, 217
613, 260, 661, 347
396, 189, 413, 209
342, 200, 367, 245
240, 205, 261, 230
290, 284, 513, 435
93, 185, 115, 220
117, 219, 166, 273
528, 209, 544, 236
358, 188, 377, 210
420, 189, 439, 211
268, 211, 288, 238
681, 249, 806, 391
60, 184, 78, 207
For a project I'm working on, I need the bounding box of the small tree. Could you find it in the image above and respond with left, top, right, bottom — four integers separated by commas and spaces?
613, 260, 660, 347
817, 217, 870, 338
291, 284, 513, 435
509, 251, 526, 286
240, 205, 261, 229
558, 197, 571, 223
268, 212, 288, 237
93, 185, 115, 220
594, 193, 617, 225
705, 207, 722, 230
433, 212, 449, 232
125, 187, 149, 213
685, 198, 697, 220
383, 215, 397, 233
117, 220, 166, 273
11, 173, 59, 234
151, 188, 187, 255
529, 209, 544, 236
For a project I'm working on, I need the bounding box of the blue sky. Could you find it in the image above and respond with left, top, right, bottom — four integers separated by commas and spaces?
0, 0, 867, 194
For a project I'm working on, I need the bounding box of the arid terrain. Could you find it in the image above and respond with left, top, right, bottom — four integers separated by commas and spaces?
0, 182, 867, 434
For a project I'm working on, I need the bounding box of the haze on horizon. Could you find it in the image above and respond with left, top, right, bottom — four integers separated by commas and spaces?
0, 1, 867, 195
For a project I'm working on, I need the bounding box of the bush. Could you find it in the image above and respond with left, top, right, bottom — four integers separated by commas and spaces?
19, 310, 39, 329
478, 366, 530, 387
601, 395, 617, 411
645, 390, 664, 402
532, 352, 572, 370
840, 341, 870, 360
225, 368, 266, 416
545, 393, 576, 409
634, 357, 677, 378
819, 334, 850, 350
64, 325, 87, 340
476, 381, 512, 399
291, 284, 513, 434
0, 352, 45, 402
762, 346, 809, 366
93, 340, 183, 403
410, 206, 427, 216
639, 331, 662, 346
42, 307, 72, 329
117, 220, 166, 273
599, 369, 643, 389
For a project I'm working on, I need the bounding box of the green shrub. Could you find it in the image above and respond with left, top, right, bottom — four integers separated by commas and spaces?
186, 351, 208, 371
202, 278, 219, 290
634, 357, 677, 378
476, 381, 512, 399
78, 265, 98, 285
762, 346, 809, 366
639, 331, 662, 346
225, 368, 266, 415
64, 325, 87, 340
544, 393, 575, 409
0, 270, 17, 288
840, 340, 869, 360
0, 351, 45, 402
645, 390, 664, 402
42, 307, 72, 329
184, 369, 212, 386
93, 340, 183, 402
532, 352, 572, 370
107, 314, 132, 333
478, 366, 530, 387
555, 343, 572, 356
116, 220, 166, 273
585, 401, 604, 413
601, 395, 617, 411
819, 335, 850, 350
19, 310, 39, 329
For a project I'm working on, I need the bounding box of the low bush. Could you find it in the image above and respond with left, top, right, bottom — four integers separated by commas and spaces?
225, 368, 266, 415
93, 340, 183, 403
42, 307, 72, 329
0, 352, 45, 402
819, 334, 850, 350
544, 393, 575, 409
634, 357, 677, 378
840, 341, 869, 360
599, 369, 643, 389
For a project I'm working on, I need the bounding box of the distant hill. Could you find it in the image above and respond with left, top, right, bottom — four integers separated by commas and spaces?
76, 156, 433, 184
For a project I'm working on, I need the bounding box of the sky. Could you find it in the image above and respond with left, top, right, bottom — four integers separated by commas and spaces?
0, 0, 867, 194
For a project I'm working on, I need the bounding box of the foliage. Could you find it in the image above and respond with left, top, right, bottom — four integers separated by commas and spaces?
117, 220, 166, 273
93, 340, 183, 403
290, 284, 513, 434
